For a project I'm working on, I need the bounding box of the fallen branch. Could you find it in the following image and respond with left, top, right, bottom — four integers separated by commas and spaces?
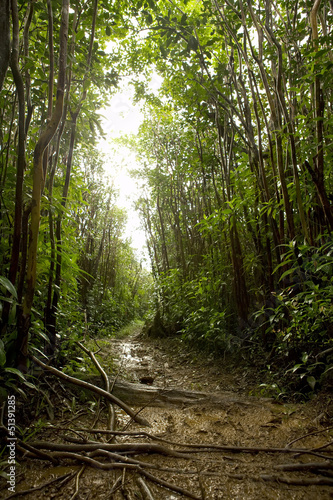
76, 342, 109, 389
30, 354, 149, 426
83, 375, 260, 409
138, 469, 202, 500
29, 440, 194, 459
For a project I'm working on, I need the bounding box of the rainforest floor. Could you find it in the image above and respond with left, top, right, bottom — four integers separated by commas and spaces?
1, 324, 333, 500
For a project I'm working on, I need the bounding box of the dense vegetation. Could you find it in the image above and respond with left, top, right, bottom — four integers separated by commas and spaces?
130, 0, 333, 395
0, 0, 152, 396
0, 0, 333, 399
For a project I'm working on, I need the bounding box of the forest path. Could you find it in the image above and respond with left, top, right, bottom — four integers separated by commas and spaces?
95, 331, 333, 499
3, 330, 332, 500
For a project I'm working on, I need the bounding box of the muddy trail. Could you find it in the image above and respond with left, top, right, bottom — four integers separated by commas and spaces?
1, 330, 333, 499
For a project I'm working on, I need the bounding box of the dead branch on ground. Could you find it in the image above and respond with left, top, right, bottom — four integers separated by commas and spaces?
30, 354, 149, 426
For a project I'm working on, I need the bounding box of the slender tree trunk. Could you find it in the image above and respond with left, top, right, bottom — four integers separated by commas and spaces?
0, 0, 10, 91
8, 0, 26, 287
46, 0, 98, 351
305, 0, 333, 231
17, 0, 69, 371
1, 0, 26, 337
156, 192, 170, 272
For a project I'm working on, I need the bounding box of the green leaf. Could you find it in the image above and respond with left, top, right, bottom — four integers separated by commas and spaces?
76, 30, 85, 41
21, 380, 37, 390
301, 352, 309, 363
34, 330, 51, 343
187, 35, 198, 52
146, 13, 153, 25
307, 376, 316, 390
289, 363, 302, 373
5, 382, 27, 399
0, 276, 17, 299
5, 367, 28, 381
0, 295, 13, 304
279, 267, 296, 281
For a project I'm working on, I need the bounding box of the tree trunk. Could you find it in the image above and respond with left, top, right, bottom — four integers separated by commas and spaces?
0, 0, 10, 91
17, 0, 69, 371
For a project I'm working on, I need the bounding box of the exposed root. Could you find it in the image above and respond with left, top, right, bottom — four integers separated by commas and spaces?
30, 354, 150, 426
4, 347, 331, 500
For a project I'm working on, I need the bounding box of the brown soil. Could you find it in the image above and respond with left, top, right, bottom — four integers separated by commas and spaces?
1, 331, 333, 500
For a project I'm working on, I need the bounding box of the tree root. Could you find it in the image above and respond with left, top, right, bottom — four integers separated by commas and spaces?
27, 440, 196, 459
76, 341, 116, 431
70, 465, 85, 500
136, 476, 155, 500
12, 430, 333, 500
54, 426, 333, 458
274, 461, 333, 472
30, 354, 149, 426
12, 354, 331, 500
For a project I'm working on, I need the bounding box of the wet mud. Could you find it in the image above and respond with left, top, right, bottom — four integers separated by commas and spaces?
1, 334, 333, 499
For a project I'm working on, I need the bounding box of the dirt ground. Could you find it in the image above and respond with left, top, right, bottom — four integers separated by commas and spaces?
1, 330, 333, 499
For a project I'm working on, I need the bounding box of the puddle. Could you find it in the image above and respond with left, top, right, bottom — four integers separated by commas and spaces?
118, 341, 154, 381
121, 342, 141, 364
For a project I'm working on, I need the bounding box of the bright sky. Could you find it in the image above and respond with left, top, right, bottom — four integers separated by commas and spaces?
99, 74, 162, 263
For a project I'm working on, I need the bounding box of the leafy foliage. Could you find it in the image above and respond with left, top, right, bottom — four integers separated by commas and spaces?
0, 0, 153, 375
128, 0, 333, 397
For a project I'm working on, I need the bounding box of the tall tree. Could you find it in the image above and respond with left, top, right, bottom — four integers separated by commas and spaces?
0, 0, 10, 91
17, 0, 70, 371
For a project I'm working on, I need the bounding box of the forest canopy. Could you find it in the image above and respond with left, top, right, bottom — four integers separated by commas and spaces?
0, 0, 333, 397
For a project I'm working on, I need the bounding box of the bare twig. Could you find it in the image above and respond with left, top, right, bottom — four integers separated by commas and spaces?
77, 341, 109, 390
316, 346, 333, 360
136, 476, 155, 500
108, 475, 122, 496
286, 426, 333, 448
70, 465, 85, 500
